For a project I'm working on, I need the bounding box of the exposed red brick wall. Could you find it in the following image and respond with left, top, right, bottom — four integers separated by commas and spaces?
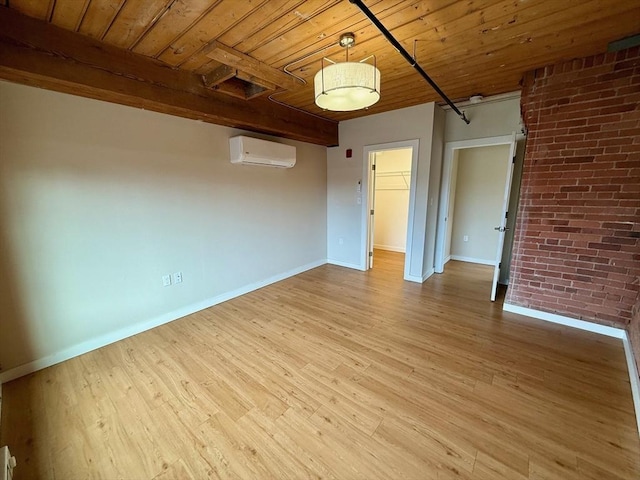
507, 46, 640, 332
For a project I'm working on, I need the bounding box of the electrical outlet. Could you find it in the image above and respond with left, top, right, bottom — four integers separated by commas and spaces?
463, 235, 469, 242
162, 274, 172, 287
174, 272, 183, 284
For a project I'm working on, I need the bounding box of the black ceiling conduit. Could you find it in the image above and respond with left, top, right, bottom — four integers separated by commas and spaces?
349, 0, 470, 124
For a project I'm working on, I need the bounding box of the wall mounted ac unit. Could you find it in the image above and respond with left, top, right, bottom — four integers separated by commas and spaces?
229, 136, 296, 168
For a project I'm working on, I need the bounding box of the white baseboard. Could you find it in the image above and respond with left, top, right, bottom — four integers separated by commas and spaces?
373, 244, 405, 253
404, 274, 422, 283
404, 268, 434, 284
450, 255, 496, 266
0, 259, 327, 384
423, 268, 434, 282
327, 259, 364, 270
502, 303, 625, 338
503, 302, 639, 436
444, 255, 452, 264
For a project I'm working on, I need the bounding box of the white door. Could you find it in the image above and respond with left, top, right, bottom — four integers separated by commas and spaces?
367, 152, 377, 268
490, 133, 517, 301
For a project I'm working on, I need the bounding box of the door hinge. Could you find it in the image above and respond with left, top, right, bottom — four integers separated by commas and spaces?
498, 262, 502, 269
512, 155, 516, 163
372, 164, 376, 171
370, 209, 374, 215
369, 251, 373, 257
505, 211, 508, 219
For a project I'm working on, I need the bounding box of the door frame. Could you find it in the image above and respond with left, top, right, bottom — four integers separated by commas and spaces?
434, 134, 515, 274
367, 150, 377, 269
361, 139, 420, 281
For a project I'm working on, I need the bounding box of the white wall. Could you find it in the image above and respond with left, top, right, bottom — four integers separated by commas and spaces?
327, 103, 444, 281
424, 106, 446, 276
0, 81, 327, 379
450, 145, 510, 264
373, 149, 412, 252
445, 96, 522, 142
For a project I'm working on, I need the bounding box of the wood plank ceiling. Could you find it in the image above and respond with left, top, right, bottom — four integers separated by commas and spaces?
1, 0, 639, 145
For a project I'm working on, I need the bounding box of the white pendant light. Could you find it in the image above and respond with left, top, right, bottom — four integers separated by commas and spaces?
314, 33, 381, 112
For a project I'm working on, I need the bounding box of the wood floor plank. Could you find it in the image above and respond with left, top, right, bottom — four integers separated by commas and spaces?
234, 408, 327, 480
274, 406, 380, 480
151, 458, 197, 480
240, 407, 338, 480
150, 400, 222, 479
307, 404, 437, 479
296, 365, 384, 436
372, 416, 477, 475
472, 451, 529, 480
0, 251, 638, 479
216, 337, 321, 417
354, 359, 533, 476
489, 374, 638, 439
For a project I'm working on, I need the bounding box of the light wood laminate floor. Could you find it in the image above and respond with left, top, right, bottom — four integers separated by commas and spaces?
1, 251, 639, 479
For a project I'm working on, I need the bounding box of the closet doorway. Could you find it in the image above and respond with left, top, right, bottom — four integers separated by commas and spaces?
363, 140, 418, 280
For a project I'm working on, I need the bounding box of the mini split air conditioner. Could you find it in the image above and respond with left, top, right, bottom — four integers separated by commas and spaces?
229, 136, 296, 168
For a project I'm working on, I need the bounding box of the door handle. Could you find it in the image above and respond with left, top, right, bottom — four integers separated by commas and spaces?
494, 226, 510, 232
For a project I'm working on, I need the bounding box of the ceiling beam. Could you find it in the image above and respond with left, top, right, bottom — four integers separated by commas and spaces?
235, 71, 277, 91
202, 65, 237, 88
212, 77, 270, 101
0, 7, 337, 147
203, 40, 302, 91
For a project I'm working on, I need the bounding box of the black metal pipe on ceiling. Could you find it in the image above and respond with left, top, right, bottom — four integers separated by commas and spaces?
349, 0, 470, 124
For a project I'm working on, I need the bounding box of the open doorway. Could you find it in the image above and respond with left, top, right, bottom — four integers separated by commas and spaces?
435, 134, 524, 301
362, 140, 419, 281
